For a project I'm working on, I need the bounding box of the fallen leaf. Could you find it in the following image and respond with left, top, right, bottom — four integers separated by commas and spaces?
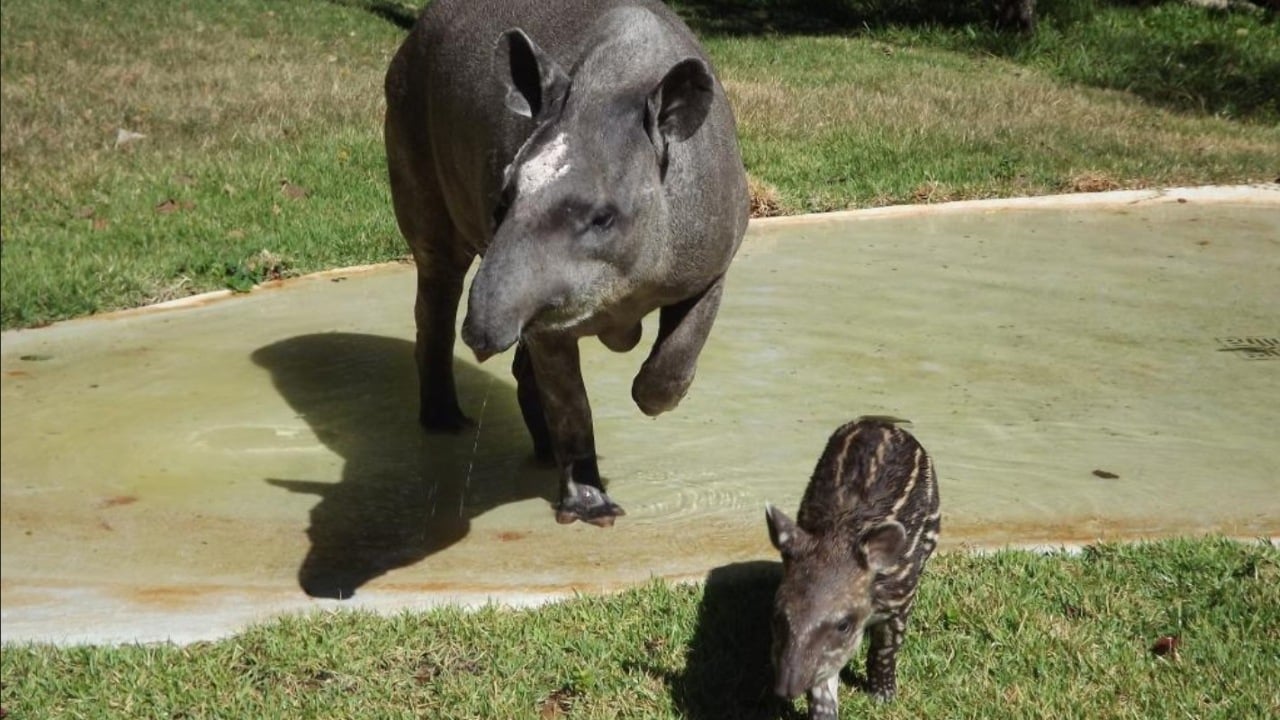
280, 180, 309, 200
171, 173, 196, 187
92, 217, 110, 231
74, 205, 96, 219
1092, 469, 1119, 479
227, 229, 246, 240
114, 128, 146, 148
272, 203, 282, 216
538, 687, 576, 719
156, 199, 194, 214
1151, 635, 1180, 659
100, 495, 139, 508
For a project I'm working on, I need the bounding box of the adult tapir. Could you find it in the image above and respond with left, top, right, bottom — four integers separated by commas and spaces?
384, 0, 749, 526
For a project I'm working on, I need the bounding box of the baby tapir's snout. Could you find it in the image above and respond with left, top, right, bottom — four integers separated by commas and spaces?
765, 417, 940, 718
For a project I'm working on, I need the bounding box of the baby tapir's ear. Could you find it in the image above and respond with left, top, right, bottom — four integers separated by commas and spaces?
856, 521, 907, 572
766, 502, 804, 556
494, 28, 570, 120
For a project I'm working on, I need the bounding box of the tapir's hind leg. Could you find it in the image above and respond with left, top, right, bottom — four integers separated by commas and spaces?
409, 250, 472, 431
524, 333, 624, 527
385, 105, 474, 432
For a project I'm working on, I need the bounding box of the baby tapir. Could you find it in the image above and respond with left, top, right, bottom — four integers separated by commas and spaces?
765, 417, 940, 718
384, 0, 748, 527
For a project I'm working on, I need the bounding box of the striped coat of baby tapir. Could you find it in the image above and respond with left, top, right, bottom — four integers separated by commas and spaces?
765, 417, 940, 719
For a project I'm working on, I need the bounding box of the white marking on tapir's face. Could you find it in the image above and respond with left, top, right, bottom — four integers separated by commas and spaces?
519, 132, 571, 194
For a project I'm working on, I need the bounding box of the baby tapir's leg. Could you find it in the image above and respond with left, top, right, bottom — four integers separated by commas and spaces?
806, 673, 839, 720
865, 607, 912, 702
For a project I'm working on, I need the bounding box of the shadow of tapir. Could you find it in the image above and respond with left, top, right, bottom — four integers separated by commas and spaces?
384, 0, 749, 527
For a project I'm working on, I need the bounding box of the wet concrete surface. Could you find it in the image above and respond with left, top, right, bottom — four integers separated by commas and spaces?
3, 188, 1278, 644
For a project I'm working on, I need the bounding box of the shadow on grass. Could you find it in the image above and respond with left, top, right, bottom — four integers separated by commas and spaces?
638, 561, 801, 719
331, 0, 1277, 122
672, 0, 994, 36
961, 1, 1279, 122
676, 0, 1278, 123
252, 333, 555, 599
329, 0, 418, 30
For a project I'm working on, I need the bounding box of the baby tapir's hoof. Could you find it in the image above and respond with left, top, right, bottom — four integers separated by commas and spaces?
870, 688, 896, 704
555, 483, 626, 527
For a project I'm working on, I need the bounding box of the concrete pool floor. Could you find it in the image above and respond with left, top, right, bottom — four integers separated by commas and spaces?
3, 186, 1278, 644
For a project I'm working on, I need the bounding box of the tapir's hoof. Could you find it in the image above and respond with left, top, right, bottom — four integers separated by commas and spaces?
631, 373, 689, 418
418, 405, 472, 433
555, 485, 625, 527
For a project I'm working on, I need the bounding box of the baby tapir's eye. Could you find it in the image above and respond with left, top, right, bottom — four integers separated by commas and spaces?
836, 617, 854, 635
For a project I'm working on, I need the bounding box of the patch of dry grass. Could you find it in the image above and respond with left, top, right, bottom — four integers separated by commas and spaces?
1, 2, 398, 204
1, 0, 408, 328
746, 173, 783, 217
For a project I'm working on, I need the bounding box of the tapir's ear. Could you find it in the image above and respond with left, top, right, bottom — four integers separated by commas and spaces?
646, 57, 714, 145
494, 28, 570, 120
856, 522, 908, 572
766, 503, 804, 556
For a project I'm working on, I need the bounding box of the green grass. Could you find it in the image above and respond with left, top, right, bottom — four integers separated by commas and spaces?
3, 538, 1278, 718
0, 0, 408, 328
2, 0, 1278, 329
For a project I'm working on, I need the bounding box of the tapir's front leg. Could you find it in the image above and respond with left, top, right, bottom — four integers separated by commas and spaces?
632, 274, 726, 416
524, 333, 625, 527
865, 606, 911, 702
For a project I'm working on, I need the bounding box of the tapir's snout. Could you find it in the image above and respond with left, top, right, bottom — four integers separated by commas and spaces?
460, 244, 539, 362
460, 311, 519, 363
771, 633, 818, 701
773, 667, 808, 701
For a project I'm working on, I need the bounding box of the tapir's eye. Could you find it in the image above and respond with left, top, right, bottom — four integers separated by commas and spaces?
492, 183, 516, 231
836, 617, 854, 635
589, 208, 616, 232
